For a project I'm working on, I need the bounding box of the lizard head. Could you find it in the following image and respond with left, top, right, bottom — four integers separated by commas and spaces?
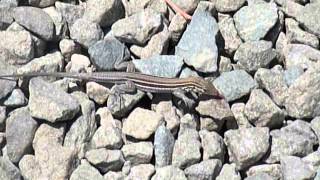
187, 77, 224, 99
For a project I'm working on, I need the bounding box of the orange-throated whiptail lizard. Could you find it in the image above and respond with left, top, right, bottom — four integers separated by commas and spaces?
0, 71, 223, 99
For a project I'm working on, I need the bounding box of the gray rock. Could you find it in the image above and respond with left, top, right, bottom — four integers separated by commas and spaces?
213, 70, 258, 102
224, 127, 270, 170
70, 160, 104, 180
286, 18, 319, 49
0, 30, 34, 64
216, 164, 241, 180
28, 78, 80, 122
6, 107, 38, 163
121, 142, 153, 165
245, 173, 275, 180
66, 54, 91, 73
281, 156, 316, 180
17, 51, 64, 81
55, 1, 85, 25
0, 106, 5, 132
88, 38, 130, 71
266, 120, 317, 163
70, 18, 104, 48
213, 0, 245, 12
107, 89, 145, 118
284, 66, 304, 86
234, 40, 277, 72
151, 165, 187, 180
255, 68, 288, 106
13, 6, 55, 41
0, 5, 14, 30
297, 3, 320, 37
127, 164, 155, 180
96, 107, 121, 129
43, 6, 68, 40
231, 103, 253, 129
172, 128, 201, 169
311, 117, 320, 142
104, 171, 125, 180
3, 89, 26, 107
244, 89, 284, 128
170, 0, 199, 13
33, 123, 66, 149
90, 125, 123, 149
29, 0, 57, 7
64, 92, 97, 158
154, 124, 175, 167
246, 164, 282, 180
59, 39, 81, 62
218, 14, 242, 55
196, 99, 233, 122
83, 0, 124, 27
184, 159, 222, 180
130, 28, 170, 59
199, 130, 225, 161
219, 56, 233, 73
152, 100, 180, 133
175, 10, 218, 73
112, 8, 162, 45
19, 155, 41, 180
284, 65, 320, 118
86, 82, 110, 105
133, 55, 184, 78
178, 115, 197, 135
168, 14, 187, 44
122, 0, 167, 17
302, 151, 320, 171
0, 156, 21, 180
85, 148, 124, 173
284, 44, 320, 70
234, 3, 278, 41
276, 0, 303, 18
123, 107, 163, 140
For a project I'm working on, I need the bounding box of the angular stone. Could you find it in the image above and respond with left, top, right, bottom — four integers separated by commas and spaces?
218, 14, 242, 55
64, 92, 97, 158
43, 6, 67, 40
199, 130, 225, 161
28, 78, 80, 122
284, 44, 320, 70
175, 10, 219, 73
0, 156, 21, 180
154, 124, 175, 167
112, 8, 162, 45
283, 66, 304, 86
0, 5, 14, 30
213, 0, 245, 12
213, 70, 258, 102
104, 171, 124, 180
246, 164, 282, 180
123, 108, 163, 140
6, 107, 38, 163
152, 100, 180, 132
255, 68, 288, 106
55, 1, 85, 25
66, 54, 91, 73
133, 55, 184, 78
86, 81, 110, 105
127, 164, 155, 180
4, 89, 26, 107
234, 3, 278, 41
59, 39, 81, 61
266, 120, 317, 163
172, 128, 201, 169
151, 165, 187, 180
168, 14, 187, 44
29, 0, 57, 7
13, 6, 55, 41
83, 0, 124, 27
281, 156, 316, 180
244, 89, 284, 128
284, 65, 320, 118
234, 40, 277, 72
88, 38, 130, 71
216, 164, 241, 180
121, 142, 153, 165
90, 125, 123, 149
224, 127, 270, 170
286, 18, 319, 49
171, 0, 199, 13
297, 3, 320, 37
184, 159, 222, 180
85, 148, 124, 173
69, 160, 104, 180
231, 103, 253, 129
19, 155, 41, 180
196, 99, 233, 121
219, 56, 233, 73
70, 18, 103, 48
245, 173, 275, 180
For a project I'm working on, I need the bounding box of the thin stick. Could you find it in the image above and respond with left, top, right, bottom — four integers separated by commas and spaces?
163, 0, 192, 20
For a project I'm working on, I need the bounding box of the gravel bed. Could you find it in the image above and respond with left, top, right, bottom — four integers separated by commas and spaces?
1, 0, 320, 179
